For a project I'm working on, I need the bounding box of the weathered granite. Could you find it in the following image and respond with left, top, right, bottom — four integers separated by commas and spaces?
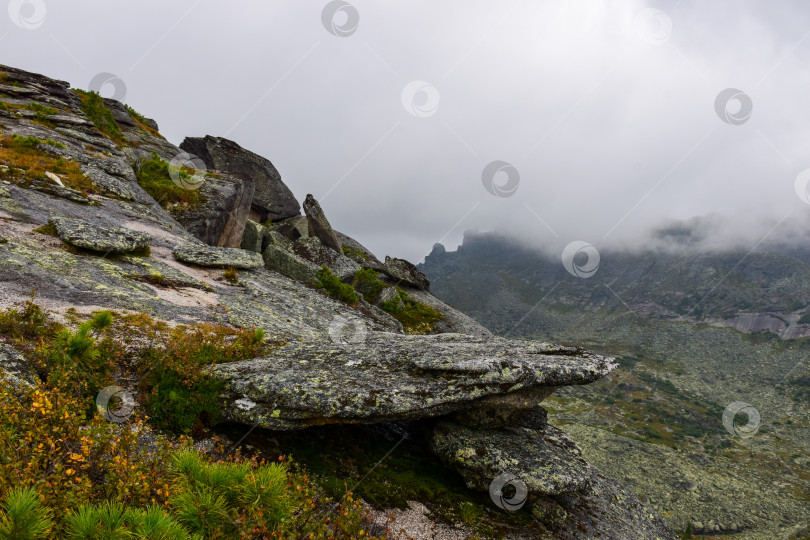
173, 243, 263, 270
50, 216, 151, 254
209, 334, 616, 430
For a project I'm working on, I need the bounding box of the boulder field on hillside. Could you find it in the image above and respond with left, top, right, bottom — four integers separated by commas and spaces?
0, 64, 676, 539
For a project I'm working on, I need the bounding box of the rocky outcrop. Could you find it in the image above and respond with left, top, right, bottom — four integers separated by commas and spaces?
179, 135, 300, 222
173, 243, 263, 270
50, 216, 151, 254
302, 194, 341, 252
292, 237, 360, 281
0, 63, 681, 539
382, 256, 430, 290
209, 334, 616, 430
174, 171, 254, 248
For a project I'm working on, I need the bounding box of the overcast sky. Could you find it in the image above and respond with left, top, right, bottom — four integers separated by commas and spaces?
3, 0, 810, 261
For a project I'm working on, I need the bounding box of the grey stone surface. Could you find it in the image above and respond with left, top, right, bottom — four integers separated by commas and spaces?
293, 236, 360, 281
179, 135, 300, 222
50, 216, 151, 254
383, 256, 430, 290
173, 243, 263, 270
432, 422, 591, 495
303, 194, 341, 252
261, 243, 319, 283
0, 344, 37, 389
174, 171, 254, 249
210, 334, 616, 430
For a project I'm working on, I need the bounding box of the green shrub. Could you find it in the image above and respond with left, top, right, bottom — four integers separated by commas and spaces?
315, 266, 358, 304
169, 450, 292, 537
46, 311, 114, 404
352, 268, 386, 303
139, 323, 268, 434
381, 288, 444, 334
0, 487, 54, 540
0, 101, 8, 112
75, 90, 122, 143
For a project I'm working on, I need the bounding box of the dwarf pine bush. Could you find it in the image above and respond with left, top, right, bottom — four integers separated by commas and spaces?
0, 488, 54, 540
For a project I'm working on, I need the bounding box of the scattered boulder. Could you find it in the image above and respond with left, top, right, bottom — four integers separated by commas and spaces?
431, 422, 592, 495
382, 256, 430, 290
335, 231, 387, 271
241, 219, 270, 253
293, 237, 360, 281
269, 215, 310, 242
50, 216, 151, 254
375, 285, 401, 307
174, 171, 254, 248
179, 135, 300, 222
173, 243, 263, 270
261, 243, 319, 283
303, 194, 341, 252
210, 333, 616, 430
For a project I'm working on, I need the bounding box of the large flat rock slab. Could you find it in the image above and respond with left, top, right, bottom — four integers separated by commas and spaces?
173, 243, 263, 270
51, 216, 151, 254
209, 333, 616, 430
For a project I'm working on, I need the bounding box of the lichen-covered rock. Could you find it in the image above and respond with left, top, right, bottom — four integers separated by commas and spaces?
0, 344, 37, 389
261, 243, 319, 283
293, 236, 360, 281
303, 194, 341, 252
210, 333, 616, 430
173, 243, 263, 269
179, 135, 300, 222
50, 216, 151, 254
550, 468, 678, 539
431, 422, 592, 495
240, 219, 267, 253
383, 256, 430, 290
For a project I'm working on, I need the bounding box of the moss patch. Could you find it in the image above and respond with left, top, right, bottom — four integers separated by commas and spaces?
381, 287, 444, 334
0, 134, 96, 195
134, 152, 204, 217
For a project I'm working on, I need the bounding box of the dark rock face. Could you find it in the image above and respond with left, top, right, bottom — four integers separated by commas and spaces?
382, 256, 430, 290
50, 216, 151, 254
175, 171, 255, 248
173, 243, 264, 270
302, 194, 341, 252
209, 334, 616, 430
179, 136, 300, 222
